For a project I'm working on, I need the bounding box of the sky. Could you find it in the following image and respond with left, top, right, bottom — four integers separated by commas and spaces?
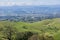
0, 0, 60, 6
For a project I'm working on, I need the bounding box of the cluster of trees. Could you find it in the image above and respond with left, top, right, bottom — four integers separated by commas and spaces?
0, 25, 36, 40
0, 24, 55, 40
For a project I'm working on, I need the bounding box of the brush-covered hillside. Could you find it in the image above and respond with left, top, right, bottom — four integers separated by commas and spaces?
0, 18, 60, 40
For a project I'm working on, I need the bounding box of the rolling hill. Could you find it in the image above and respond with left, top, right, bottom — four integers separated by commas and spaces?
0, 18, 60, 40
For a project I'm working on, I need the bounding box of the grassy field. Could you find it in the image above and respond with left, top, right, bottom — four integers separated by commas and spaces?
0, 18, 60, 40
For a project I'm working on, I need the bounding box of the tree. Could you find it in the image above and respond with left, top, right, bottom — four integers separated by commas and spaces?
16, 31, 33, 40
2, 25, 17, 40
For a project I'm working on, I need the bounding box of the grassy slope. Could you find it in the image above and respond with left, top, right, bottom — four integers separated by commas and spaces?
0, 18, 60, 40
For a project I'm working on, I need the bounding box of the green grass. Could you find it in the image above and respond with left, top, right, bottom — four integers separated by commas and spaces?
0, 18, 60, 40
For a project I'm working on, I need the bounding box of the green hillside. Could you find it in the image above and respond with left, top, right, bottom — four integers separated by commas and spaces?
0, 18, 60, 40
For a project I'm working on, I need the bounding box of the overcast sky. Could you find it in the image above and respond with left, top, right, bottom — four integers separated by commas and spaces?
0, 0, 60, 6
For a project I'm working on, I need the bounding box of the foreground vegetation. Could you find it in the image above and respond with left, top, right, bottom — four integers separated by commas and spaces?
0, 18, 60, 40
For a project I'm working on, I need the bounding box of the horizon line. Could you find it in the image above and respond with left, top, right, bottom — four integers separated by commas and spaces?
0, 2, 60, 6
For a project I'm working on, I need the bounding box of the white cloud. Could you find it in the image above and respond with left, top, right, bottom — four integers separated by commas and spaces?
0, 2, 15, 6
0, 1, 60, 6
0, 2, 34, 6
0, 2, 35, 6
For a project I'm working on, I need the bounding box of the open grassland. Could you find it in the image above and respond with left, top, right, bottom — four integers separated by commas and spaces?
0, 18, 60, 40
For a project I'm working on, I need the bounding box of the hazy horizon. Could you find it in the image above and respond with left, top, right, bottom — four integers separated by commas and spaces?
0, 0, 60, 6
